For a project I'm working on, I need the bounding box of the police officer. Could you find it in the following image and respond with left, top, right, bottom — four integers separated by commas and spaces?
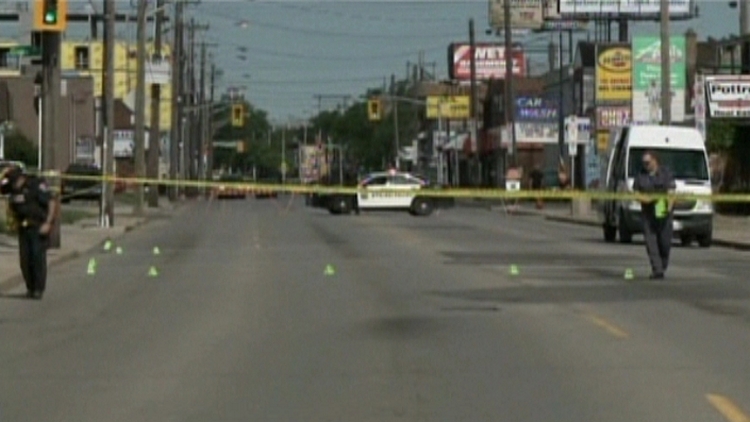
633, 150, 676, 279
0, 166, 57, 299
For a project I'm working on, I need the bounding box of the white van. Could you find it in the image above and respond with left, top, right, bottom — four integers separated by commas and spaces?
600, 125, 713, 247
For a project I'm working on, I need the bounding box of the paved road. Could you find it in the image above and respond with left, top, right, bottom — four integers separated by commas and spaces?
1, 196, 750, 421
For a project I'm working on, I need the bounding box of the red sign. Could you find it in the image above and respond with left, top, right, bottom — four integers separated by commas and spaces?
448, 43, 526, 81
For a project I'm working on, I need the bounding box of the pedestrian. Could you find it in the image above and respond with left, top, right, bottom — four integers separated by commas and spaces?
0, 166, 57, 299
633, 150, 675, 279
529, 165, 544, 209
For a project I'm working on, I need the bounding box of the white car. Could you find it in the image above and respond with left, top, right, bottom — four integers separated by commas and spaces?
322, 170, 453, 216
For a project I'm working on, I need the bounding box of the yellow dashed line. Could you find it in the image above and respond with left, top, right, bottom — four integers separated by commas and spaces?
585, 313, 630, 339
707, 394, 750, 422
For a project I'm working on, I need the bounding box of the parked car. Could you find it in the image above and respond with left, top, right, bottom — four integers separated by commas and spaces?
61, 163, 103, 203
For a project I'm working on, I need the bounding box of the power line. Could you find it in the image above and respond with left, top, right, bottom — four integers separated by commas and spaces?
216, 42, 445, 61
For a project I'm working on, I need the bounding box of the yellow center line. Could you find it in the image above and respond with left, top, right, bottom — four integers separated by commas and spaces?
707, 394, 750, 422
585, 313, 630, 339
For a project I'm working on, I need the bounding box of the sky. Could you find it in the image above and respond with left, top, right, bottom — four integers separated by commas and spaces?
0, 0, 741, 121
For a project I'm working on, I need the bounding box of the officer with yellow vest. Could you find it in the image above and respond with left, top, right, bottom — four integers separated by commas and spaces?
633, 150, 676, 280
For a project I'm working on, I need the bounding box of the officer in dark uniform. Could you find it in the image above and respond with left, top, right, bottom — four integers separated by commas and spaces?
1, 166, 57, 299
633, 150, 676, 279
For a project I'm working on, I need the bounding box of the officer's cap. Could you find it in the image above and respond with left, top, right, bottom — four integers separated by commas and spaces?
1, 165, 23, 188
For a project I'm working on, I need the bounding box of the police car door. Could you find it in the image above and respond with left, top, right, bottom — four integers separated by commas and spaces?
386, 174, 419, 207
358, 175, 389, 209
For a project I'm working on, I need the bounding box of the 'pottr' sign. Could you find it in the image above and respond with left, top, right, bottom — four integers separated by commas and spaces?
705, 75, 750, 118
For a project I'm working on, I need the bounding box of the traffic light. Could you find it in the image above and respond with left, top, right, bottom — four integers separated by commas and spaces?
368, 98, 381, 121
33, 0, 68, 32
231, 103, 244, 127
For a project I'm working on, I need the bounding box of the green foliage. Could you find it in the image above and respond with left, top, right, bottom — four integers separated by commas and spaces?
705, 120, 735, 153
2, 130, 38, 167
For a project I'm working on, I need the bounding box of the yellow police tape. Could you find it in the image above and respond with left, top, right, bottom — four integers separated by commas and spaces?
20, 171, 750, 203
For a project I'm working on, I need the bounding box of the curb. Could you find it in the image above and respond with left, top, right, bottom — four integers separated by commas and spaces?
0, 217, 149, 294
545, 215, 600, 227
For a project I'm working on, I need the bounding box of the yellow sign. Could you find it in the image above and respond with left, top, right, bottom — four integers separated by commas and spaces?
597, 131, 610, 153
426, 95, 470, 119
595, 45, 632, 102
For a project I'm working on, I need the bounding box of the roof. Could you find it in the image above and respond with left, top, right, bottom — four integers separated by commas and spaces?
624, 125, 705, 149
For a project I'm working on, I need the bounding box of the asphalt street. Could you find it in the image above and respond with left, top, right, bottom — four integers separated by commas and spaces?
1, 196, 750, 422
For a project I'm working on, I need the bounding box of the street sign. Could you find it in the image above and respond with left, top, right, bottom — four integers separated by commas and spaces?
9, 45, 41, 57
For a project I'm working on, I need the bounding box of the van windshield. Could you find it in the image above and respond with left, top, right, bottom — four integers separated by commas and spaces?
628, 147, 709, 181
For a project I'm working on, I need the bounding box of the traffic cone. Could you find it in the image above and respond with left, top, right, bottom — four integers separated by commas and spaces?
624, 268, 634, 280
153, 246, 160, 255
324, 264, 336, 276
148, 266, 159, 277
87, 258, 97, 275
509, 264, 519, 276
103, 239, 113, 252
115, 246, 123, 255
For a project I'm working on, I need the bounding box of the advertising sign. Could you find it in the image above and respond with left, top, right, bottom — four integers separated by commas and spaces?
632, 36, 686, 123
595, 44, 632, 102
426, 95, 471, 119
514, 96, 557, 121
596, 106, 631, 129
488, 0, 544, 30
704, 74, 750, 118
448, 43, 525, 81
559, 0, 692, 17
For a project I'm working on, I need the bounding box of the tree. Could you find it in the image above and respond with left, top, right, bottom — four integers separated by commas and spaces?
212, 101, 274, 172
2, 129, 38, 167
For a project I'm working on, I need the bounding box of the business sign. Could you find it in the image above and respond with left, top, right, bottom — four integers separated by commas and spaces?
558, 0, 692, 17
596, 106, 631, 129
704, 75, 750, 118
632, 36, 686, 123
515, 96, 557, 121
488, 0, 544, 30
426, 95, 471, 119
448, 43, 526, 81
595, 44, 632, 102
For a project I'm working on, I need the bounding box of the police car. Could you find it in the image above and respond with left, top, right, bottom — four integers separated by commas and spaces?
322, 169, 453, 216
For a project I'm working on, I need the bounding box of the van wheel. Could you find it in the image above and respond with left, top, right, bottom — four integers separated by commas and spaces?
618, 211, 632, 243
680, 235, 693, 247
697, 233, 712, 248
411, 197, 434, 216
603, 224, 617, 242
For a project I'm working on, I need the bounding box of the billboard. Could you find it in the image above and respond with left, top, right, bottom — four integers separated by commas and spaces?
426, 96, 471, 119
515, 96, 558, 121
448, 43, 525, 81
704, 75, 750, 118
559, 0, 692, 17
488, 0, 544, 30
631, 36, 686, 124
595, 44, 632, 102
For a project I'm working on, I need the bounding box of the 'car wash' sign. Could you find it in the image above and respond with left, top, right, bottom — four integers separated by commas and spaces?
515, 96, 558, 122
705, 75, 750, 118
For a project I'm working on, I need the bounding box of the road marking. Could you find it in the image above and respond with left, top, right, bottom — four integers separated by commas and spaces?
707, 394, 750, 422
585, 312, 629, 339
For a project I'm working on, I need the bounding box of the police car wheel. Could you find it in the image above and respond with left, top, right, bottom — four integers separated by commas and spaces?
411, 198, 433, 216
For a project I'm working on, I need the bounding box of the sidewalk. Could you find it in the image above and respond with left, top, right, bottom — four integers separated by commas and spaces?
461, 199, 750, 250
0, 202, 180, 291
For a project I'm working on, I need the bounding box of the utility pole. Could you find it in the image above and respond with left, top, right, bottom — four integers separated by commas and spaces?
207, 62, 216, 179
503, 0, 517, 166
469, 18, 478, 186
133, 0, 147, 216
659, 0, 671, 125
103, 0, 116, 226
168, 0, 183, 201
147, 0, 165, 208
184, 20, 209, 186
197, 41, 217, 185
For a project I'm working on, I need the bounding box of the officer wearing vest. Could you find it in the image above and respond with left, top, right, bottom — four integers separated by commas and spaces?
1, 166, 57, 299
633, 151, 676, 279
